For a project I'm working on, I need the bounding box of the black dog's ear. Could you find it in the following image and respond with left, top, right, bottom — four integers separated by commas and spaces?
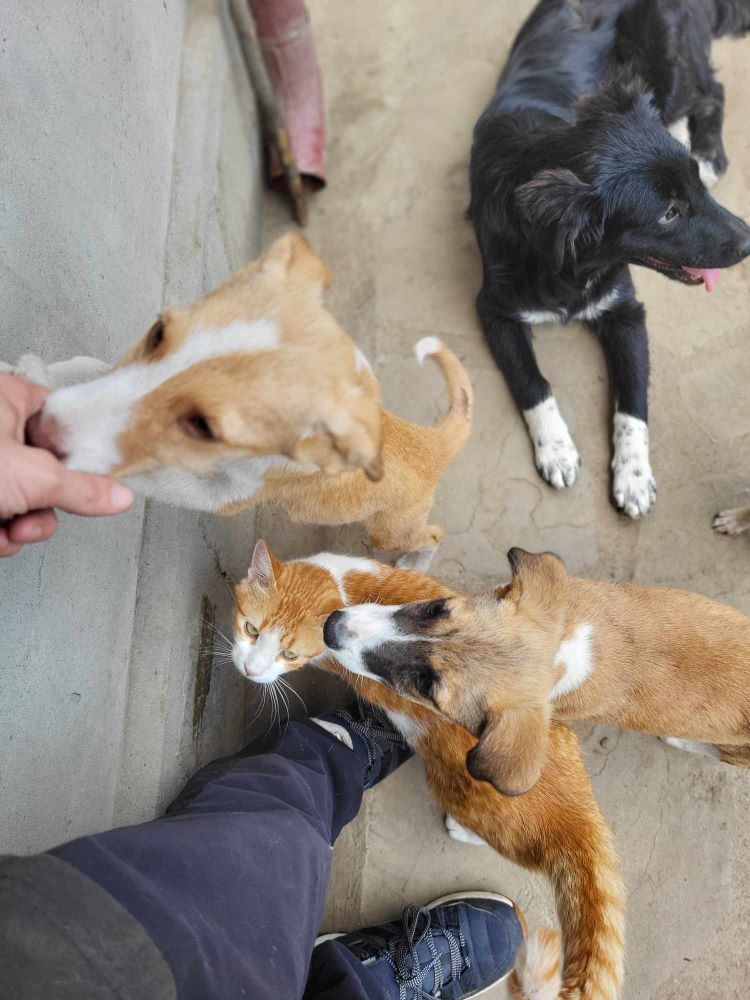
516, 169, 602, 273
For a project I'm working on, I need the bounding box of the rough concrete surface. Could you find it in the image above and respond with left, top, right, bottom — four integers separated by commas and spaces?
0, 0, 262, 849
259, 2, 750, 998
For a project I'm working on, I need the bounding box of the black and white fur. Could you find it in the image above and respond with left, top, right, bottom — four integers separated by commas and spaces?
469, 0, 750, 517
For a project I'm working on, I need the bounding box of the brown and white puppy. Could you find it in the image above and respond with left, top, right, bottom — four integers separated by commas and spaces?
6, 234, 472, 561
325, 547, 750, 795
232, 542, 625, 1000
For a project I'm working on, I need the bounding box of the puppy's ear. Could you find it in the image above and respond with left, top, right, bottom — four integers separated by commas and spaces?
247, 539, 281, 588
466, 704, 550, 796
496, 548, 567, 611
288, 396, 384, 481
260, 233, 332, 295
516, 169, 602, 273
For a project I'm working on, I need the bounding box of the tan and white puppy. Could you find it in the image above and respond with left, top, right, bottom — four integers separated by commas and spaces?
5, 234, 472, 561
324, 547, 750, 795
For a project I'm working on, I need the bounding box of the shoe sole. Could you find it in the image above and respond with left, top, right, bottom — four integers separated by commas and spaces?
316, 889, 527, 998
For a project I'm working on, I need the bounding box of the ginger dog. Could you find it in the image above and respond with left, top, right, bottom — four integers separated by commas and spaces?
5, 234, 472, 562
230, 542, 625, 1000
326, 546, 750, 797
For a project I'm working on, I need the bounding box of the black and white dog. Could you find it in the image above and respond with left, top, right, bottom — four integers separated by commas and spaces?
469, 0, 750, 517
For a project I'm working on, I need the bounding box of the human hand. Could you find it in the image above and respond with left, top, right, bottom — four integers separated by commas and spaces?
0, 374, 133, 557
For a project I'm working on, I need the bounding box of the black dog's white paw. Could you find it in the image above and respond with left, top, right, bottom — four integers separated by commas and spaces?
612, 413, 656, 518
444, 814, 488, 846
713, 507, 750, 536
524, 397, 581, 490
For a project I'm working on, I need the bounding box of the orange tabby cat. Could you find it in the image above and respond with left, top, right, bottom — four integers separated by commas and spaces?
231, 540, 625, 1000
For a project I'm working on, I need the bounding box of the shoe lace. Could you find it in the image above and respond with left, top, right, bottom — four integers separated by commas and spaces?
385, 904, 468, 1000
336, 708, 408, 783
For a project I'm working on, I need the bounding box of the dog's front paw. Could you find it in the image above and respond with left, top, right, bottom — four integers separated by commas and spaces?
612, 414, 656, 518
444, 814, 488, 846
524, 397, 580, 490
713, 507, 750, 536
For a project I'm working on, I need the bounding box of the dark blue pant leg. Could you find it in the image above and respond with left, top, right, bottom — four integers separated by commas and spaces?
53, 720, 379, 1000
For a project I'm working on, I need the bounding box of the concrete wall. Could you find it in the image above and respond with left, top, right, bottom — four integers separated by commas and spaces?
0, 0, 262, 851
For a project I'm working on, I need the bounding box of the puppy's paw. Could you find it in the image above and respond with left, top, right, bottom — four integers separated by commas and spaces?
524, 397, 580, 490
713, 506, 750, 536
444, 814, 488, 846
696, 157, 721, 189
395, 546, 439, 572
612, 413, 656, 518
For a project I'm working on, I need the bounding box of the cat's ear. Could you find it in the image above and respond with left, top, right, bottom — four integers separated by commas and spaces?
247, 539, 281, 588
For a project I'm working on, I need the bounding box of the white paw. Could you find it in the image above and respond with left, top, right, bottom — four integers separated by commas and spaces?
444, 814, 488, 846
524, 397, 580, 489
661, 737, 720, 759
612, 413, 656, 518
713, 507, 750, 536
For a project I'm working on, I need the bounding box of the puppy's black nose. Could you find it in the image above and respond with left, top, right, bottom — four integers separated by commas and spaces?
323, 610, 346, 650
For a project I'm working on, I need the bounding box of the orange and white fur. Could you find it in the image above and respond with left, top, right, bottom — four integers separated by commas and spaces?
3, 234, 472, 563
331, 546, 750, 799
231, 541, 625, 1000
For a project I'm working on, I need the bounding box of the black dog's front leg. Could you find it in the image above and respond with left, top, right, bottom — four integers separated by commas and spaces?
689, 79, 728, 188
592, 290, 656, 518
476, 286, 580, 489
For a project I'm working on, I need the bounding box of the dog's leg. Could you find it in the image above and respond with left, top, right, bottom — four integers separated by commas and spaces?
713, 504, 750, 536
477, 288, 580, 489
688, 79, 728, 188
592, 288, 656, 518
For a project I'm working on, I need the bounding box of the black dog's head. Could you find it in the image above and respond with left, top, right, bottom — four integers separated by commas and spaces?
516, 77, 750, 287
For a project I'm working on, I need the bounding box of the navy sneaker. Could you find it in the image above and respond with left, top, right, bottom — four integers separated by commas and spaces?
315, 891, 524, 999
310, 701, 413, 788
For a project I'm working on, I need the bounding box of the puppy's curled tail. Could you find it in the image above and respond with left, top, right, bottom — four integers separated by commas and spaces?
414, 337, 473, 461
509, 927, 563, 1000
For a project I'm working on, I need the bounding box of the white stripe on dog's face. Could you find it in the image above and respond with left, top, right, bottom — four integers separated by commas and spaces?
43, 320, 279, 473
323, 603, 407, 680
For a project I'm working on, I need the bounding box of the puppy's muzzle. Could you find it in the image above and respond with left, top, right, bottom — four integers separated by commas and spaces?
323, 610, 349, 650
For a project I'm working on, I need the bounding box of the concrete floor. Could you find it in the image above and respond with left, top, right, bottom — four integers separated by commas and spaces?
258, 2, 750, 997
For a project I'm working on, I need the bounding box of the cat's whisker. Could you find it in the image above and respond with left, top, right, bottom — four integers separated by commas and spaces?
279, 676, 306, 716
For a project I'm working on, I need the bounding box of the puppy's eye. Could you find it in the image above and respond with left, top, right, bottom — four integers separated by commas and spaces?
179, 412, 216, 441
421, 599, 447, 620
145, 320, 165, 353
245, 622, 259, 639
281, 650, 298, 661
416, 671, 435, 699
659, 204, 679, 224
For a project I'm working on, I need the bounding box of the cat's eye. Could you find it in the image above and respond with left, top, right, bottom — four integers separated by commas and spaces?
281, 649, 298, 661
245, 622, 259, 639
659, 204, 679, 224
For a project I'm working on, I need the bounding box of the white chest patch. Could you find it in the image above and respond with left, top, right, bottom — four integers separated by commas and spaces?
518, 289, 620, 327
550, 623, 594, 700
297, 553, 381, 604
44, 320, 280, 474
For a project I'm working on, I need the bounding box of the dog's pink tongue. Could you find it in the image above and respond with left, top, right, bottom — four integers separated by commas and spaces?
682, 266, 722, 292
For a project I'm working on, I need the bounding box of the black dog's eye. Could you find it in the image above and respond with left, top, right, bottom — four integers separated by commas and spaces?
659, 204, 679, 224
416, 671, 435, 699
421, 599, 447, 621
179, 412, 216, 441
145, 320, 165, 353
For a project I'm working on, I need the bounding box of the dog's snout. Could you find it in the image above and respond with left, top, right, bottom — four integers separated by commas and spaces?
323, 610, 347, 650
26, 412, 66, 460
